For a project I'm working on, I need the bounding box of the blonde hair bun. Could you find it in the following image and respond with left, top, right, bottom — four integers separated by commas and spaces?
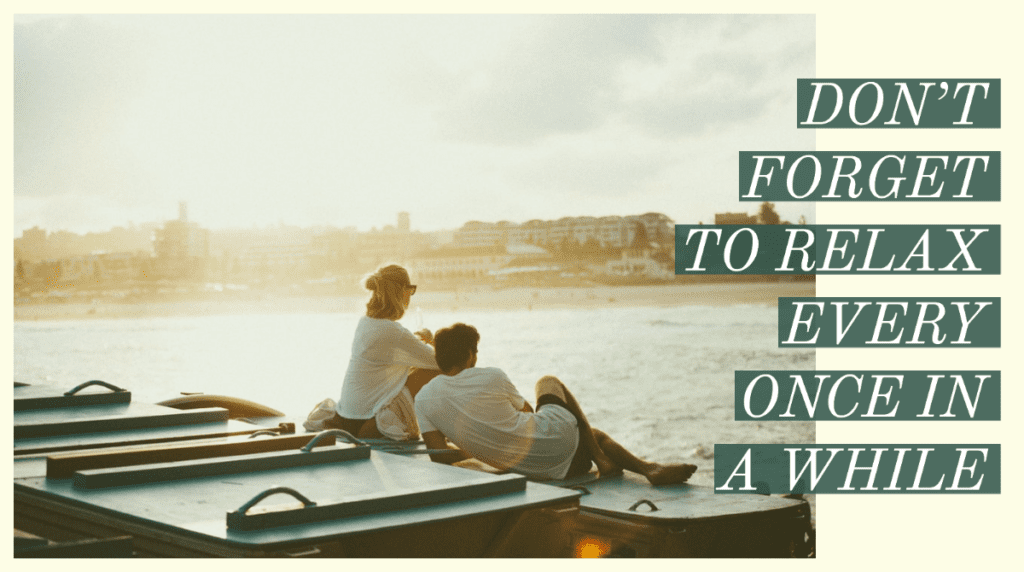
365, 274, 380, 291
364, 264, 411, 320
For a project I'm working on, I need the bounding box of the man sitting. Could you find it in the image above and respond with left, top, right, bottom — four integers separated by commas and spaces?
414, 322, 697, 484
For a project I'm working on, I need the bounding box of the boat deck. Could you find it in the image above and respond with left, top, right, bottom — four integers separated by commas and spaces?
13, 382, 811, 557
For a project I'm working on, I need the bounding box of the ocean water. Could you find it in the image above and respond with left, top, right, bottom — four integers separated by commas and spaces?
13, 303, 815, 489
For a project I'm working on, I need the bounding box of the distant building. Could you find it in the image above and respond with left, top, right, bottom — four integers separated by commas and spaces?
153, 205, 210, 280
508, 219, 548, 246
56, 252, 146, 284
354, 213, 430, 269
606, 248, 673, 279
408, 245, 512, 282
234, 240, 311, 281
408, 243, 553, 283
14, 227, 48, 264
453, 220, 516, 248
452, 213, 675, 250
491, 243, 560, 282
309, 227, 360, 276
355, 228, 430, 269
20, 226, 47, 249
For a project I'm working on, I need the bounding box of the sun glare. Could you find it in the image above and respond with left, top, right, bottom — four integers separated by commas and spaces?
575, 537, 610, 558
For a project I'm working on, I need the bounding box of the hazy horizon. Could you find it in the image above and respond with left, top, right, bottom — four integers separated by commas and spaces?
14, 14, 816, 238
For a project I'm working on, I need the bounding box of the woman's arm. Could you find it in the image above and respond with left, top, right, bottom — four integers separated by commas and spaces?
390, 322, 438, 369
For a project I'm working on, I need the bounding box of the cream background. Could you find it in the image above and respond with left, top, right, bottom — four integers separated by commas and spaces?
812, 2, 1018, 569
6, 1, 1021, 569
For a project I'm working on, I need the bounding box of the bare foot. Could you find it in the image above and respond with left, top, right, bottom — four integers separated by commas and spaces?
645, 463, 697, 486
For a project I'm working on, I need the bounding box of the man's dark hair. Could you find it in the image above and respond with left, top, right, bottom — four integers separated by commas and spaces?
434, 322, 480, 373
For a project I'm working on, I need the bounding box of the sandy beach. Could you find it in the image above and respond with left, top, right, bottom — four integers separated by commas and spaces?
14, 281, 815, 322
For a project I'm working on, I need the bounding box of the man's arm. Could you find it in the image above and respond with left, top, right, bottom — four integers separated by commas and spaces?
499, 374, 532, 413
422, 430, 472, 464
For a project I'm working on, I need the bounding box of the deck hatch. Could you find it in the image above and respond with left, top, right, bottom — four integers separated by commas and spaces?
225, 472, 527, 531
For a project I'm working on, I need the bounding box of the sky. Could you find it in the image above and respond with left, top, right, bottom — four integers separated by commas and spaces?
13, 14, 816, 237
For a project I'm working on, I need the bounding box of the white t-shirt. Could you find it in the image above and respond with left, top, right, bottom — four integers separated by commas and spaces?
337, 316, 437, 420
414, 367, 580, 480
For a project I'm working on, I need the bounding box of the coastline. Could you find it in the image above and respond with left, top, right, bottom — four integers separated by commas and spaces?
13, 281, 815, 322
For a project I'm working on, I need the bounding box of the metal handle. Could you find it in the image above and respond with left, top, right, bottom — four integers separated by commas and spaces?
247, 430, 280, 439
301, 429, 366, 452
232, 486, 317, 515
64, 380, 127, 396
628, 499, 659, 512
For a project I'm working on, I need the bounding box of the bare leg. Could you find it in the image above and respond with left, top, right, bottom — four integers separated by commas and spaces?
593, 429, 697, 485
405, 368, 442, 398
536, 376, 622, 477
536, 376, 697, 485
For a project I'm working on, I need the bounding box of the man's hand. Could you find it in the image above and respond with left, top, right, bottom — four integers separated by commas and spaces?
415, 329, 434, 345
422, 430, 471, 464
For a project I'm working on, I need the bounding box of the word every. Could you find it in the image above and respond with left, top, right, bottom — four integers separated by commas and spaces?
778, 298, 999, 347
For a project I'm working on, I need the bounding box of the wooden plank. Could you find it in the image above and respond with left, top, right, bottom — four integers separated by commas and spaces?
14, 407, 230, 439
46, 433, 320, 479
74, 445, 370, 489
227, 473, 527, 531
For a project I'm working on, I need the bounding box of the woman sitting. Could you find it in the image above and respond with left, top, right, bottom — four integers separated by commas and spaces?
331, 264, 441, 440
